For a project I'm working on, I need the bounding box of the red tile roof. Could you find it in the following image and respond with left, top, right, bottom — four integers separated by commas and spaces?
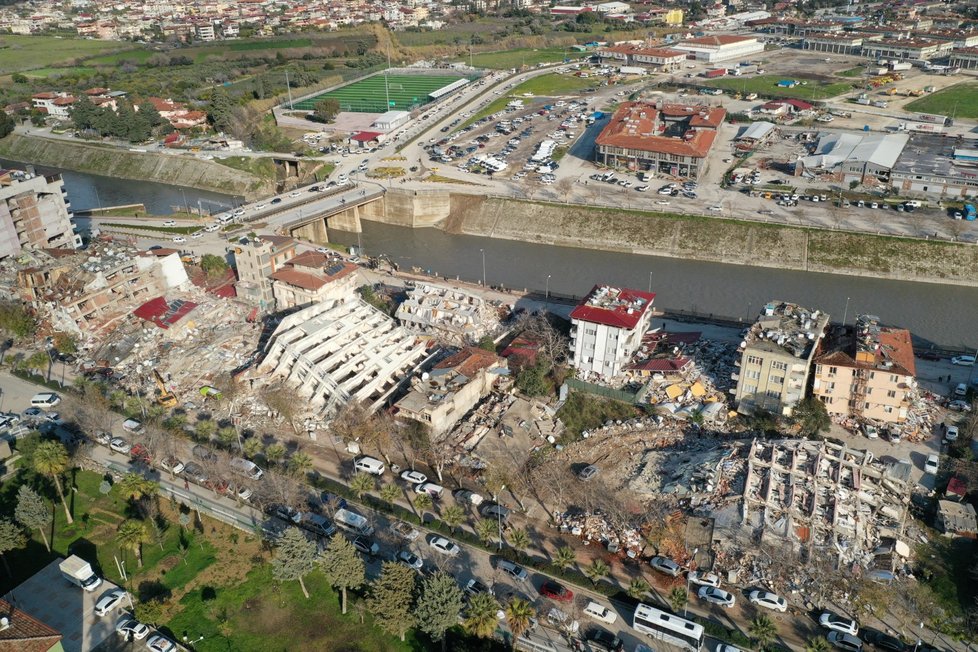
434, 347, 500, 377
627, 356, 693, 372
0, 598, 61, 652
595, 101, 725, 159
133, 296, 197, 329
682, 34, 758, 46
570, 285, 656, 330
270, 268, 328, 291
351, 131, 383, 142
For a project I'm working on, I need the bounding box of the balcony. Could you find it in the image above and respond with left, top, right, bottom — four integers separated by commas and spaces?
730, 371, 739, 382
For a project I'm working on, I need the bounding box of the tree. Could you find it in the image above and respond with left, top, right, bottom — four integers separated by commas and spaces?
413, 492, 433, 518
134, 598, 167, 627
849, 180, 860, 191
0, 301, 35, 339
350, 472, 375, 499
505, 598, 536, 646
70, 94, 98, 131
507, 528, 530, 559
288, 452, 313, 478
477, 335, 496, 352
0, 110, 12, 139
627, 578, 651, 600
311, 98, 340, 123
208, 87, 235, 133
0, 519, 25, 576
515, 362, 550, 397
265, 442, 286, 466
415, 572, 465, 651
440, 505, 465, 534
52, 333, 77, 355
320, 535, 365, 614
551, 546, 576, 571
136, 100, 166, 128
15, 486, 51, 551
668, 586, 688, 613
116, 473, 158, 502
271, 526, 318, 598
262, 384, 302, 435
463, 591, 500, 639
476, 519, 497, 546
793, 396, 831, 437
195, 419, 216, 442
380, 484, 400, 505
806, 637, 831, 652
243, 436, 263, 460
116, 519, 150, 567
749, 614, 778, 650
200, 254, 228, 277
367, 561, 417, 641
33, 441, 73, 524
584, 559, 610, 586
24, 351, 49, 377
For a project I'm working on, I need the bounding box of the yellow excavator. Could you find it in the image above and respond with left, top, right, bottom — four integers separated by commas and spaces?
153, 370, 178, 408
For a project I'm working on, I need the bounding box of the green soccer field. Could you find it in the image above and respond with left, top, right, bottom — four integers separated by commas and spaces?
292, 73, 468, 113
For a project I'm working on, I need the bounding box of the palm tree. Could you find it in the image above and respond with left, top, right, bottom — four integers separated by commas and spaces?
116, 473, 158, 502
475, 519, 497, 546
749, 614, 778, 651
463, 592, 500, 639
551, 546, 576, 571
288, 452, 313, 478
116, 519, 150, 567
349, 473, 375, 499
584, 559, 610, 586
24, 351, 49, 377
264, 442, 286, 466
33, 441, 73, 524
440, 505, 465, 533
412, 492, 432, 518
379, 484, 400, 505
242, 436, 263, 460
505, 598, 536, 648
506, 528, 530, 559
627, 578, 651, 600
806, 636, 831, 652
668, 586, 688, 613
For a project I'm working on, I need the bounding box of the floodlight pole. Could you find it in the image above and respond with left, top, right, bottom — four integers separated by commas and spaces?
285, 70, 294, 110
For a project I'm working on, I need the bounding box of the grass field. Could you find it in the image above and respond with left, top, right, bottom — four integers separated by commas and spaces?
461, 47, 583, 70
702, 74, 856, 100
22, 66, 98, 78
837, 66, 865, 78
83, 49, 156, 66
905, 82, 978, 119
0, 35, 136, 73
292, 72, 468, 113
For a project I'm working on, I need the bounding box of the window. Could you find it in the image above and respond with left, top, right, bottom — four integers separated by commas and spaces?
744, 384, 757, 394
771, 376, 784, 386
890, 374, 898, 383
771, 361, 787, 372
887, 390, 896, 398
765, 389, 780, 398
869, 371, 876, 379
884, 406, 893, 413
827, 366, 838, 376
746, 355, 762, 366
745, 370, 760, 380
585, 327, 597, 335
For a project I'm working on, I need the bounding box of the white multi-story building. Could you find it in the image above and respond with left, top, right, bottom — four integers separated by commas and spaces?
569, 285, 657, 379
0, 169, 79, 260
673, 34, 765, 63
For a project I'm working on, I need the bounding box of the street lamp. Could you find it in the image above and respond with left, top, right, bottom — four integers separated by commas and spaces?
648, 271, 653, 294
684, 547, 699, 618
480, 248, 486, 287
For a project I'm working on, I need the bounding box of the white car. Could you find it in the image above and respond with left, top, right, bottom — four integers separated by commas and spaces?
862, 424, 878, 439
582, 600, 618, 624
94, 589, 127, 617
945, 425, 959, 442
636, 185, 650, 192
396, 549, 423, 571
146, 635, 177, 652
951, 355, 976, 366
698, 586, 736, 608
109, 437, 131, 454
819, 612, 859, 636
688, 571, 721, 588
649, 556, 682, 577
171, 236, 186, 244
748, 590, 787, 612
924, 454, 939, 475
160, 456, 185, 475
400, 469, 428, 484
289, 191, 300, 198
116, 617, 150, 640
428, 536, 460, 557
161, 220, 176, 227
204, 224, 219, 232
190, 231, 204, 239
254, 203, 266, 210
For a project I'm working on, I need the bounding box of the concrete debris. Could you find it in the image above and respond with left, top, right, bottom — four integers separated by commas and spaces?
395, 281, 501, 345
554, 509, 646, 558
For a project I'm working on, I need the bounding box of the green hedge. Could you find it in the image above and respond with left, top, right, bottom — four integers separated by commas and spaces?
694, 616, 753, 648
10, 368, 66, 392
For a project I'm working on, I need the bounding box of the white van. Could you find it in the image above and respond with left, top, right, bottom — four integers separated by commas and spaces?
354, 456, 385, 476
30, 392, 61, 408
414, 482, 444, 499
230, 457, 264, 481
334, 508, 375, 536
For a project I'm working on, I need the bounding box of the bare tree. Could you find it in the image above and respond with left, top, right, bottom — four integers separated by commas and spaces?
262, 383, 303, 435
330, 402, 392, 462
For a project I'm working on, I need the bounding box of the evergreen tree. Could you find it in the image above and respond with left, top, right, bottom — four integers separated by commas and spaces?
367, 561, 417, 641
0, 110, 15, 139
70, 95, 97, 131
319, 535, 364, 614
0, 518, 25, 576
749, 614, 778, 650
505, 598, 537, 645
116, 519, 150, 567
271, 527, 318, 598
415, 571, 464, 651
15, 485, 51, 551
208, 87, 234, 133
136, 100, 165, 128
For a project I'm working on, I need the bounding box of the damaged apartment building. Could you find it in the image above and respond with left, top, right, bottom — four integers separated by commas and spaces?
813, 315, 916, 427
395, 282, 499, 345
0, 168, 80, 259
17, 242, 189, 336
733, 301, 830, 417
258, 296, 432, 415
570, 284, 658, 379
742, 438, 911, 566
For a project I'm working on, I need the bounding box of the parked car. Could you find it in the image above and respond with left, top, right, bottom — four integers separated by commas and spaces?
828, 632, 864, 652
395, 549, 423, 571
351, 536, 380, 556
945, 425, 959, 442
860, 629, 906, 652
582, 600, 618, 625
479, 503, 511, 522
453, 489, 484, 506
400, 469, 427, 484
924, 454, 939, 475
954, 383, 967, 398
748, 590, 787, 612
464, 579, 493, 597
584, 628, 624, 652
94, 589, 127, 617
115, 618, 150, 640
577, 464, 599, 481
391, 521, 420, 541
146, 635, 177, 652
688, 571, 721, 588
649, 556, 682, 577
428, 536, 460, 557
698, 586, 736, 608
497, 558, 528, 582
183, 462, 207, 484
862, 424, 879, 439
951, 355, 976, 366
820, 612, 859, 636
109, 437, 131, 454
538, 580, 573, 602
948, 399, 972, 412
160, 456, 185, 475
267, 504, 302, 524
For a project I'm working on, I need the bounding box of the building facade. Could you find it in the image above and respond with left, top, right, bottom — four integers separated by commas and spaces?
673, 35, 765, 62
733, 301, 830, 416
0, 169, 79, 260
234, 235, 298, 310
270, 251, 358, 310
569, 285, 657, 379
812, 315, 915, 426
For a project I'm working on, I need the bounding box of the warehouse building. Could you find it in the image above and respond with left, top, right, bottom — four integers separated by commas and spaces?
673, 34, 765, 63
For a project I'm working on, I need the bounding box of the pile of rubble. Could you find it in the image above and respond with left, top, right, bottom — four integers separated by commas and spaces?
629, 439, 748, 508
554, 509, 646, 558
394, 281, 502, 345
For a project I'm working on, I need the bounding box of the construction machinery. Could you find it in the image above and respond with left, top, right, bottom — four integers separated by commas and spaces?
153, 369, 178, 408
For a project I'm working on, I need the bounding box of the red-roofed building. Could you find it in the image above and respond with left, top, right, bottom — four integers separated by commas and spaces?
132, 296, 198, 330
270, 251, 358, 309
946, 475, 967, 502
596, 45, 688, 71
595, 101, 726, 179
349, 131, 384, 148
0, 597, 61, 652
570, 285, 657, 378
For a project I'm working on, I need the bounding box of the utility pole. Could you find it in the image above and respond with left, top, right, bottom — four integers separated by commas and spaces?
384, 44, 392, 110
285, 70, 294, 110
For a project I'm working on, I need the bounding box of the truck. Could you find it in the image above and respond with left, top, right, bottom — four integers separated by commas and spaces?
872, 100, 888, 108
59, 555, 102, 592
334, 508, 374, 536
914, 112, 949, 125
897, 122, 943, 133
890, 61, 912, 71
966, 204, 977, 221
703, 68, 727, 78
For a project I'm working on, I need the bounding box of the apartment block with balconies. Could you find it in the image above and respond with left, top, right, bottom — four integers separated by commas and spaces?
0, 169, 79, 260
812, 315, 915, 426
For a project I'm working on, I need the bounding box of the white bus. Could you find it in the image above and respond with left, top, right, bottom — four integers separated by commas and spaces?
632, 603, 704, 652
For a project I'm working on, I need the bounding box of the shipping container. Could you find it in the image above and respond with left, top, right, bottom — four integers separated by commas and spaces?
703, 68, 727, 78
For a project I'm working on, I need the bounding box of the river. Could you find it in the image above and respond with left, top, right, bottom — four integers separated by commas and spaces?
0, 159, 242, 215
330, 222, 978, 350
6, 161, 972, 348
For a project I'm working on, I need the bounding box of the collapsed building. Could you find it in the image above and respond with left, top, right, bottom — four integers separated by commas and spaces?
258, 296, 431, 415
733, 301, 830, 417
742, 438, 911, 566
395, 282, 499, 345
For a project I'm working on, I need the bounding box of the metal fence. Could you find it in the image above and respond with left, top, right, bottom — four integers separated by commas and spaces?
565, 377, 650, 405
